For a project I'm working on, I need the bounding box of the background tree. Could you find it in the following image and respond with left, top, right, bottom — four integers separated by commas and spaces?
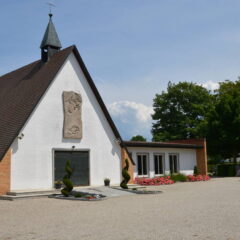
152, 82, 212, 141
130, 135, 147, 142
207, 80, 240, 162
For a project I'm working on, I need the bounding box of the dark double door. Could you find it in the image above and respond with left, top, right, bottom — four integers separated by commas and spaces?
54, 151, 89, 186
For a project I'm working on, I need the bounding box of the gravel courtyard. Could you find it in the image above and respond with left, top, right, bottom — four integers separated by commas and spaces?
1, 177, 240, 240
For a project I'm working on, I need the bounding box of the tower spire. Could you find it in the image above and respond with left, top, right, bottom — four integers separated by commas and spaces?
40, 12, 62, 62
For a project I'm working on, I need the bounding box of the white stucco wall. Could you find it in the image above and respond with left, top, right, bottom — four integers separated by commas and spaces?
11, 53, 121, 191
127, 147, 197, 178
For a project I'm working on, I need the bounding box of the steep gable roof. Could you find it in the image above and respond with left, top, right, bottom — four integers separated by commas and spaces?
0, 45, 134, 164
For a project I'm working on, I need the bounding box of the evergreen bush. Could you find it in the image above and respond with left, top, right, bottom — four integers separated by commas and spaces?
61, 160, 73, 197
193, 166, 199, 175
120, 159, 131, 189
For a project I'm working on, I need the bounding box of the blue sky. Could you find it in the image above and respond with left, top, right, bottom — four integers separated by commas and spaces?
1, 0, 240, 140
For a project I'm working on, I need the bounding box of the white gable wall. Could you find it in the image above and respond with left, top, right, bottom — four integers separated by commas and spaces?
11, 53, 121, 191
127, 147, 197, 178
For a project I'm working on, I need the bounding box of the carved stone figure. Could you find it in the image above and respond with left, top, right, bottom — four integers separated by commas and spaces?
63, 91, 82, 139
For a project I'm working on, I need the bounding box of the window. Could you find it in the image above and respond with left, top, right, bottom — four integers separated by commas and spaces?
154, 154, 164, 175
169, 154, 179, 174
137, 154, 148, 176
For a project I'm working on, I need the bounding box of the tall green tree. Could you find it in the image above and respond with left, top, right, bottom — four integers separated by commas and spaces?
130, 135, 147, 142
152, 82, 212, 141
207, 80, 240, 161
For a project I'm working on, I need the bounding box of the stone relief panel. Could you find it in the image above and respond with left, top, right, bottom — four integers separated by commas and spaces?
63, 91, 82, 139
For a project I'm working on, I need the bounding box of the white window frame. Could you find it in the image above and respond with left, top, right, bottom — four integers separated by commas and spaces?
136, 153, 149, 177
169, 153, 180, 174
153, 153, 165, 176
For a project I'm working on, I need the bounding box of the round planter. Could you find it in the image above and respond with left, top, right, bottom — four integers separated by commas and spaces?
54, 195, 106, 201
51, 192, 107, 201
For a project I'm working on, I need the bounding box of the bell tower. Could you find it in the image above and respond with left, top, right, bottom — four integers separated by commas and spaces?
40, 13, 62, 62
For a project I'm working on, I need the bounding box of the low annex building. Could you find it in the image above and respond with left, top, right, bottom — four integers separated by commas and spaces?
0, 15, 207, 195
124, 139, 207, 178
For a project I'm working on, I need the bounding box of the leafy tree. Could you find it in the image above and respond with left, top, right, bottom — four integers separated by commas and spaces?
152, 82, 213, 141
130, 135, 147, 142
207, 80, 240, 162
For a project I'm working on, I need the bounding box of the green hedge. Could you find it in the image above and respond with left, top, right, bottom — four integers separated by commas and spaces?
208, 164, 218, 175
170, 173, 187, 182
217, 164, 240, 177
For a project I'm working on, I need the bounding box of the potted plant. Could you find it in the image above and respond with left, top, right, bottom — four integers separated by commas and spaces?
104, 178, 110, 186
54, 180, 62, 189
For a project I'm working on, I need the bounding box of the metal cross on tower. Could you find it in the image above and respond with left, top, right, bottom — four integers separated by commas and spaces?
46, 2, 56, 14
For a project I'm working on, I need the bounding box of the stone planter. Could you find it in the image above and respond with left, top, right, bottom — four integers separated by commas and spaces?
55, 183, 62, 189
104, 179, 110, 186
51, 191, 107, 201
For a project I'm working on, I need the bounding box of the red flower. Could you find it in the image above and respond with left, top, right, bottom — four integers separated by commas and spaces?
186, 174, 210, 182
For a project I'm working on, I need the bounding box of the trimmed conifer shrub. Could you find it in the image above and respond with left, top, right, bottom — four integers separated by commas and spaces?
61, 160, 74, 197
120, 159, 131, 189
193, 166, 199, 176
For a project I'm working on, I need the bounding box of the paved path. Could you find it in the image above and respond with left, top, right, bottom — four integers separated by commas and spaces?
0, 177, 240, 240
74, 186, 135, 197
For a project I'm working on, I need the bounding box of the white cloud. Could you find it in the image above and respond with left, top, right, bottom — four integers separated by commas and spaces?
107, 101, 153, 140
108, 101, 153, 123
201, 80, 219, 91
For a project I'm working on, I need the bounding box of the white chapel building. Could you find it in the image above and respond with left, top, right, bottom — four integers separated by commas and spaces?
0, 14, 207, 195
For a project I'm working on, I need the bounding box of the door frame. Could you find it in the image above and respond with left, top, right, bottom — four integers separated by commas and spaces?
52, 148, 91, 188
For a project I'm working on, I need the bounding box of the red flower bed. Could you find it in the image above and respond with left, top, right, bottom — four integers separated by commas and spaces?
134, 175, 210, 185
134, 176, 174, 185
187, 175, 210, 182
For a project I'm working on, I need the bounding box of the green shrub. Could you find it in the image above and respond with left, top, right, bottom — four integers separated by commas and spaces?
120, 159, 131, 189
208, 164, 218, 176
61, 160, 73, 197
193, 166, 199, 176
75, 193, 83, 198
170, 173, 187, 182
217, 164, 240, 177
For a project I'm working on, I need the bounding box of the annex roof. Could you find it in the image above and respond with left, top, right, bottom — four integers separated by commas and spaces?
124, 141, 203, 149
